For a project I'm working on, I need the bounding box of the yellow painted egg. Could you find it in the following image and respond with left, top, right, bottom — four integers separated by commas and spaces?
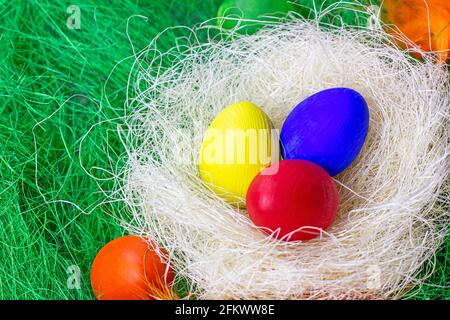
199, 101, 276, 205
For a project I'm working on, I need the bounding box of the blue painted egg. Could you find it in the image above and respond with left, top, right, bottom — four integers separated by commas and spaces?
280, 88, 369, 176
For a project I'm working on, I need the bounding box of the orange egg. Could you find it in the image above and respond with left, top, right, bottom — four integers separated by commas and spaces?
381, 0, 449, 62
90, 235, 174, 300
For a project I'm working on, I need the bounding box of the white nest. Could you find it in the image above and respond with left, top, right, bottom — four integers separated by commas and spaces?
118, 18, 449, 299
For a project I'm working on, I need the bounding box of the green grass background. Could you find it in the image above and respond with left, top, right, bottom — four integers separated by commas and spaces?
0, 0, 448, 299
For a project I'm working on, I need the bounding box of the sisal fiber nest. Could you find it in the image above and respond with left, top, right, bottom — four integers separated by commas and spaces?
118, 17, 449, 299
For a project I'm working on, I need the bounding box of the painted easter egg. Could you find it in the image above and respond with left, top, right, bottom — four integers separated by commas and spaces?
381, 0, 449, 62
280, 87, 369, 176
217, 0, 303, 34
246, 160, 339, 241
90, 235, 174, 300
199, 101, 276, 205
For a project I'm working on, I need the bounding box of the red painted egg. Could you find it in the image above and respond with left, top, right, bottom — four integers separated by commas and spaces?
246, 160, 339, 241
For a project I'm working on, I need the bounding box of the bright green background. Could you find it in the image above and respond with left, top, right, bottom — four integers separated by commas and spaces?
0, 0, 448, 299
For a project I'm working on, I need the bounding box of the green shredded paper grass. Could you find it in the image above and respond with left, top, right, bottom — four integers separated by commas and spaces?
0, 0, 448, 299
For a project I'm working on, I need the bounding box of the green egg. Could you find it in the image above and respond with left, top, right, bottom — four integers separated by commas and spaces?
217, 0, 300, 34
